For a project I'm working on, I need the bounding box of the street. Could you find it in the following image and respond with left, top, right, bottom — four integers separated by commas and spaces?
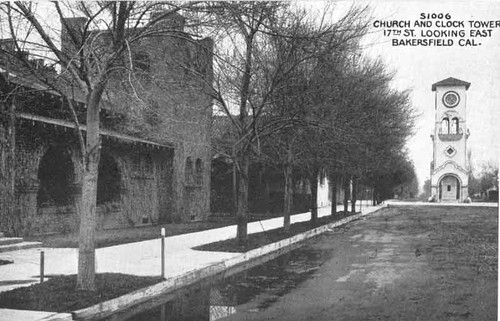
220, 205, 498, 321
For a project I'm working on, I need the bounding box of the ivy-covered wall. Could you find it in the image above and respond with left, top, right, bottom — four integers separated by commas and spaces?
7, 120, 174, 236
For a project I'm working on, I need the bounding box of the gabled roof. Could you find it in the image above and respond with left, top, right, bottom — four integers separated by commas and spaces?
431, 77, 471, 91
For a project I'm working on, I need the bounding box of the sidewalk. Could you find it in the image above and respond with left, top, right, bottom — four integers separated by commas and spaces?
0, 203, 379, 294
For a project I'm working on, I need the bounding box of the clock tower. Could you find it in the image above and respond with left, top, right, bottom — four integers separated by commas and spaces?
430, 77, 470, 202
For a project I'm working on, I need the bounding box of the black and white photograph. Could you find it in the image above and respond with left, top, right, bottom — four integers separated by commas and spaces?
0, 1, 498, 320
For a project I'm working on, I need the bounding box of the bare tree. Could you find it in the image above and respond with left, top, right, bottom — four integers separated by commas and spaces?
1, 1, 205, 291
201, 2, 298, 244
265, 5, 369, 228
205, 2, 372, 239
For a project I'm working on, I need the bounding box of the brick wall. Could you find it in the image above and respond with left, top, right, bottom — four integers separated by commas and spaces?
102, 18, 213, 222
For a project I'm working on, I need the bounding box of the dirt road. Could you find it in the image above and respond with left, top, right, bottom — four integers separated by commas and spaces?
222, 205, 498, 321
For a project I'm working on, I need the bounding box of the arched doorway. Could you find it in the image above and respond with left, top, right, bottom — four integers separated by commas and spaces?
37, 146, 74, 207
439, 175, 461, 202
97, 153, 122, 205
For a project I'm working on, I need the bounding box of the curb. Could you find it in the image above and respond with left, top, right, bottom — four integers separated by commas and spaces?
386, 201, 498, 208
0, 241, 42, 254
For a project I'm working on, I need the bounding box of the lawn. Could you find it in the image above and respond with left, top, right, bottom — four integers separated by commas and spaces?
195, 211, 357, 252
0, 273, 162, 312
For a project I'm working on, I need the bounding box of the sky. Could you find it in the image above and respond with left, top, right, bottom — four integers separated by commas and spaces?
369, 0, 500, 189
5, 1, 498, 192
305, 0, 500, 190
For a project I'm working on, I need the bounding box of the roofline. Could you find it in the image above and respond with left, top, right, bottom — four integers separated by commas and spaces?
431, 78, 471, 91
0, 66, 112, 108
0, 66, 63, 96
17, 112, 174, 150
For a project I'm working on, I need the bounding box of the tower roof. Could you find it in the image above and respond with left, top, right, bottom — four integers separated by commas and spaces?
431, 77, 471, 91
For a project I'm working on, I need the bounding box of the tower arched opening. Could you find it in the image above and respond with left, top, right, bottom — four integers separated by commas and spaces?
438, 174, 461, 201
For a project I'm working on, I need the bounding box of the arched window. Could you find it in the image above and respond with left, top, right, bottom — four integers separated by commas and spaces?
37, 146, 74, 206
451, 117, 459, 134
185, 157, 194, 185
195, 158, 203, 185
97, 153, 121, 205
144, 153, 154, 174
441, 118, 450, 134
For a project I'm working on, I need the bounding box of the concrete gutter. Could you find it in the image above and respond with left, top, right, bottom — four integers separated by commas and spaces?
15, 205, 386, 321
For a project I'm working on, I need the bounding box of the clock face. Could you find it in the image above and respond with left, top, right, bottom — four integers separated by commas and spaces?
443, 91, 460, 108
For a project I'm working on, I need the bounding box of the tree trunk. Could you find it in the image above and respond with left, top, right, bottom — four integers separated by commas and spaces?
310, 168, 319, 223
234, 29, 254, 247
373, 187, 381, 205
351, 179, 357, 213
283, 143, 294, 233
283, 162, 293, 234
77, 163, 98, 291
77, 90, 102, 291
232, 147, 237, 216
329, 172, 337, 216
343, 177, 349, 213
236, 154, 249, 246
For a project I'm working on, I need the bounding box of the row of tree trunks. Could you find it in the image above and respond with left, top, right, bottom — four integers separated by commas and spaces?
283, 162, 293, 234
282, 142, 295, 233
351, 179, 358, 213
309, 167, 319, 223
343, 177, 349, 213
329, 172, 338, 216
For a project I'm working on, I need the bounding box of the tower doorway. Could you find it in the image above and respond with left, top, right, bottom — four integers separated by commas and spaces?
439, 175, 460, 202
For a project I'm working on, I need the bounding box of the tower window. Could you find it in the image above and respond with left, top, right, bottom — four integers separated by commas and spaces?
185, 157, 194, 185
451, 117, 459, 134
441, 118, 450, 134
445, 145, 457, 157
447, 185, 451, 192
195, 158, 203, 185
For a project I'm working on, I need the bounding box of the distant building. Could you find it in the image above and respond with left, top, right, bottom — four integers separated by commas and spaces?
430, 77, 470, 202
0, 13, 213, 236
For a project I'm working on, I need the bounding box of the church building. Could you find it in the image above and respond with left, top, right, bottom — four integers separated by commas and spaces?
0, 13, 213, 236
430, 77, 470, 202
